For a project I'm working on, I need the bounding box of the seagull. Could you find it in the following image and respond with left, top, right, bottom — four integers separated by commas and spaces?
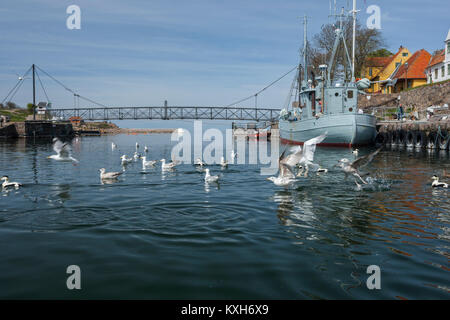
195, 158, 206, 167
431, 175, 448, 188
142, 156, 157, 167
135, 142, 139, 150
266, 148, 296, 186
231, 150, 237, 160
317, 167, 328, 174
133, 151, 140, 161
48, 138, 79, 164
335, 147, 382, 186
144, 145, 149, 153
204, 168, 219, 183
279, 132, 328, 177
99, 168, 122, 180
220, 156, 228, 168
352, 148, 359, 156
160, 158, 177, 170
1, 176, 22, 189
121, 155, 133, 165
112, 142, 117, 150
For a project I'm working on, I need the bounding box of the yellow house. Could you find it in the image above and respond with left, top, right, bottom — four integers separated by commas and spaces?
393, 49, 431, 92
362, 46, 411, 93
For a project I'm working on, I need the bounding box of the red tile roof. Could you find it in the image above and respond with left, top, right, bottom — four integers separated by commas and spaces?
394, 49, 431, 80
427, 49, 445, 68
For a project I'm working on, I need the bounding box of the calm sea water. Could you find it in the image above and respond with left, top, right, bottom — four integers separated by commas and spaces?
0, 129, 449, 299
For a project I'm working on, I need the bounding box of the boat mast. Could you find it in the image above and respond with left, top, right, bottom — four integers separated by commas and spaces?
350, 0, 358, 81
302, 15, 308, 89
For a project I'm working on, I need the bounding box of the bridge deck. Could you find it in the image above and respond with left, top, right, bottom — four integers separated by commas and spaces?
50, 106, 280, 122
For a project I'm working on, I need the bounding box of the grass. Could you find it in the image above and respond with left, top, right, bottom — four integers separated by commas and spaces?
0, 108, 31, 122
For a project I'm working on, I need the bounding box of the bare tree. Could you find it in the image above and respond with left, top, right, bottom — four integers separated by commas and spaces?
310, 17, 385, 79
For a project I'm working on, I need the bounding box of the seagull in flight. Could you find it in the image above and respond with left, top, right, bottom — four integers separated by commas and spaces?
1, 176, 22, 189
266, 149, 296, 187
279, 132, 327, 177
335, 147, 382, 186
48, 138, 78, 164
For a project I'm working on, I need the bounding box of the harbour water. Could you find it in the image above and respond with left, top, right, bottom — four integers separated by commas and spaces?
0, 129, 449, 299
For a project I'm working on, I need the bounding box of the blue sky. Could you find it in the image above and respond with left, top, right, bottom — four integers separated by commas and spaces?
0, 0, 449, 110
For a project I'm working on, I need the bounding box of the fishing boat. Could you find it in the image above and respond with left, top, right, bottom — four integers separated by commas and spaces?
279, 1, 376, 147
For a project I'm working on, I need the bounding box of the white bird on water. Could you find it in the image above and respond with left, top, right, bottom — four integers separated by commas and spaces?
220, 156, 228, 168
99, 168, 122, 180
204, 168, 219, 183
112, 142, 117, 150
144, 145, 149, 153
195, 158, 206, 167
352, 148, 359, 156
1, 176, 22, 189
431, 175, 448, 188
121, 155, 133, 165
266, 148, 296, 187
48, 138, 79, 164
135, 142, 139, 150
133, 151, 140, 161
335, 147, 382, 186
142, 156, 157, 168
279, 132, 328, 177
231, 150, 237, 160
160, 158, 177, 170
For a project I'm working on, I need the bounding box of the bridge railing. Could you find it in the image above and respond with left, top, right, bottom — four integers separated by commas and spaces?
49, 106, 280, 122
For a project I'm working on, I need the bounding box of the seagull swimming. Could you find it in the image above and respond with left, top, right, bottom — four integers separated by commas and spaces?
160, 158, 177, 170
266, 148, 296, 186
431, 175, 448, 188
195, 158, 206, 167
112, 142, 117, 150
231, 150, 237, 160
121, 155, 133, 165
144, 145, 149, 153
133, 151, 140, 161
352, 148, 359, 156
336, 147, 382, 186
99, 168, 122, 180
48, 138, 79, 164
142, 156, 157, 168
1, 176, 22, 189
204, 168, 219, 183
279, 132, 328, 177
220, 156, 228, 168
135, 142, 139, 150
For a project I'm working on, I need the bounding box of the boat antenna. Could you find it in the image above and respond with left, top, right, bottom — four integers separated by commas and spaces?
350, 0, 358, 81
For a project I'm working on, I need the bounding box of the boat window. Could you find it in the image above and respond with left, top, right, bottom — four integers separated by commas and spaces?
347, 90, 353, 99
335, 92, 339, 97
349, 108, 353, 112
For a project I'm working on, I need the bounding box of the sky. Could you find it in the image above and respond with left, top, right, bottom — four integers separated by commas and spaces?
0, 0, 449, 111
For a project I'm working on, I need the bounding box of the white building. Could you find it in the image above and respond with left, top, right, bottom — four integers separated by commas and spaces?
426, 29, 450, 84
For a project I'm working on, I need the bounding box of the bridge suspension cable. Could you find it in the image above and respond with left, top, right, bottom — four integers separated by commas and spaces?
225, 65, 298, 108
35, 65, 109, 108
1, 66, 32, 104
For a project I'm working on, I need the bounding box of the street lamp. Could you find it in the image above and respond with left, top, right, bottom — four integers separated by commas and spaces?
404, 62, 409, 91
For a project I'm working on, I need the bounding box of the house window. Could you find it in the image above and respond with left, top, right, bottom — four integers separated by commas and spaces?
369, 68, 372, 77
448, 64, 450, 76
435, 68, 438, 79
448, 42, 450, 54
442, 66, 445, 77
395, 62, 401, 68
402, 52, 408, 57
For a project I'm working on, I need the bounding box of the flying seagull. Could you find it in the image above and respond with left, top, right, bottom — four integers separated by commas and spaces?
48, 138, 78, 164
336, 147, 382, 186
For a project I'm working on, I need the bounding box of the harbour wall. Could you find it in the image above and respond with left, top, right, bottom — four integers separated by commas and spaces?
0, 121, 74, 139
375, 120, 450, 150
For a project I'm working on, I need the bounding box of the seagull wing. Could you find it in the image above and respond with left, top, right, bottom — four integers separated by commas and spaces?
302, 132, 327, 162
280, 146, 303, 167
350, 147, 382, 170
59, 143, 72, 158
53, 139, 65, 155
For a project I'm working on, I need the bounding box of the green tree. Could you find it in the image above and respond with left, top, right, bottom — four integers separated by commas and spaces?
368, 48, 393, 57
27, 103, 35, 114
6, 101, 17, 109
